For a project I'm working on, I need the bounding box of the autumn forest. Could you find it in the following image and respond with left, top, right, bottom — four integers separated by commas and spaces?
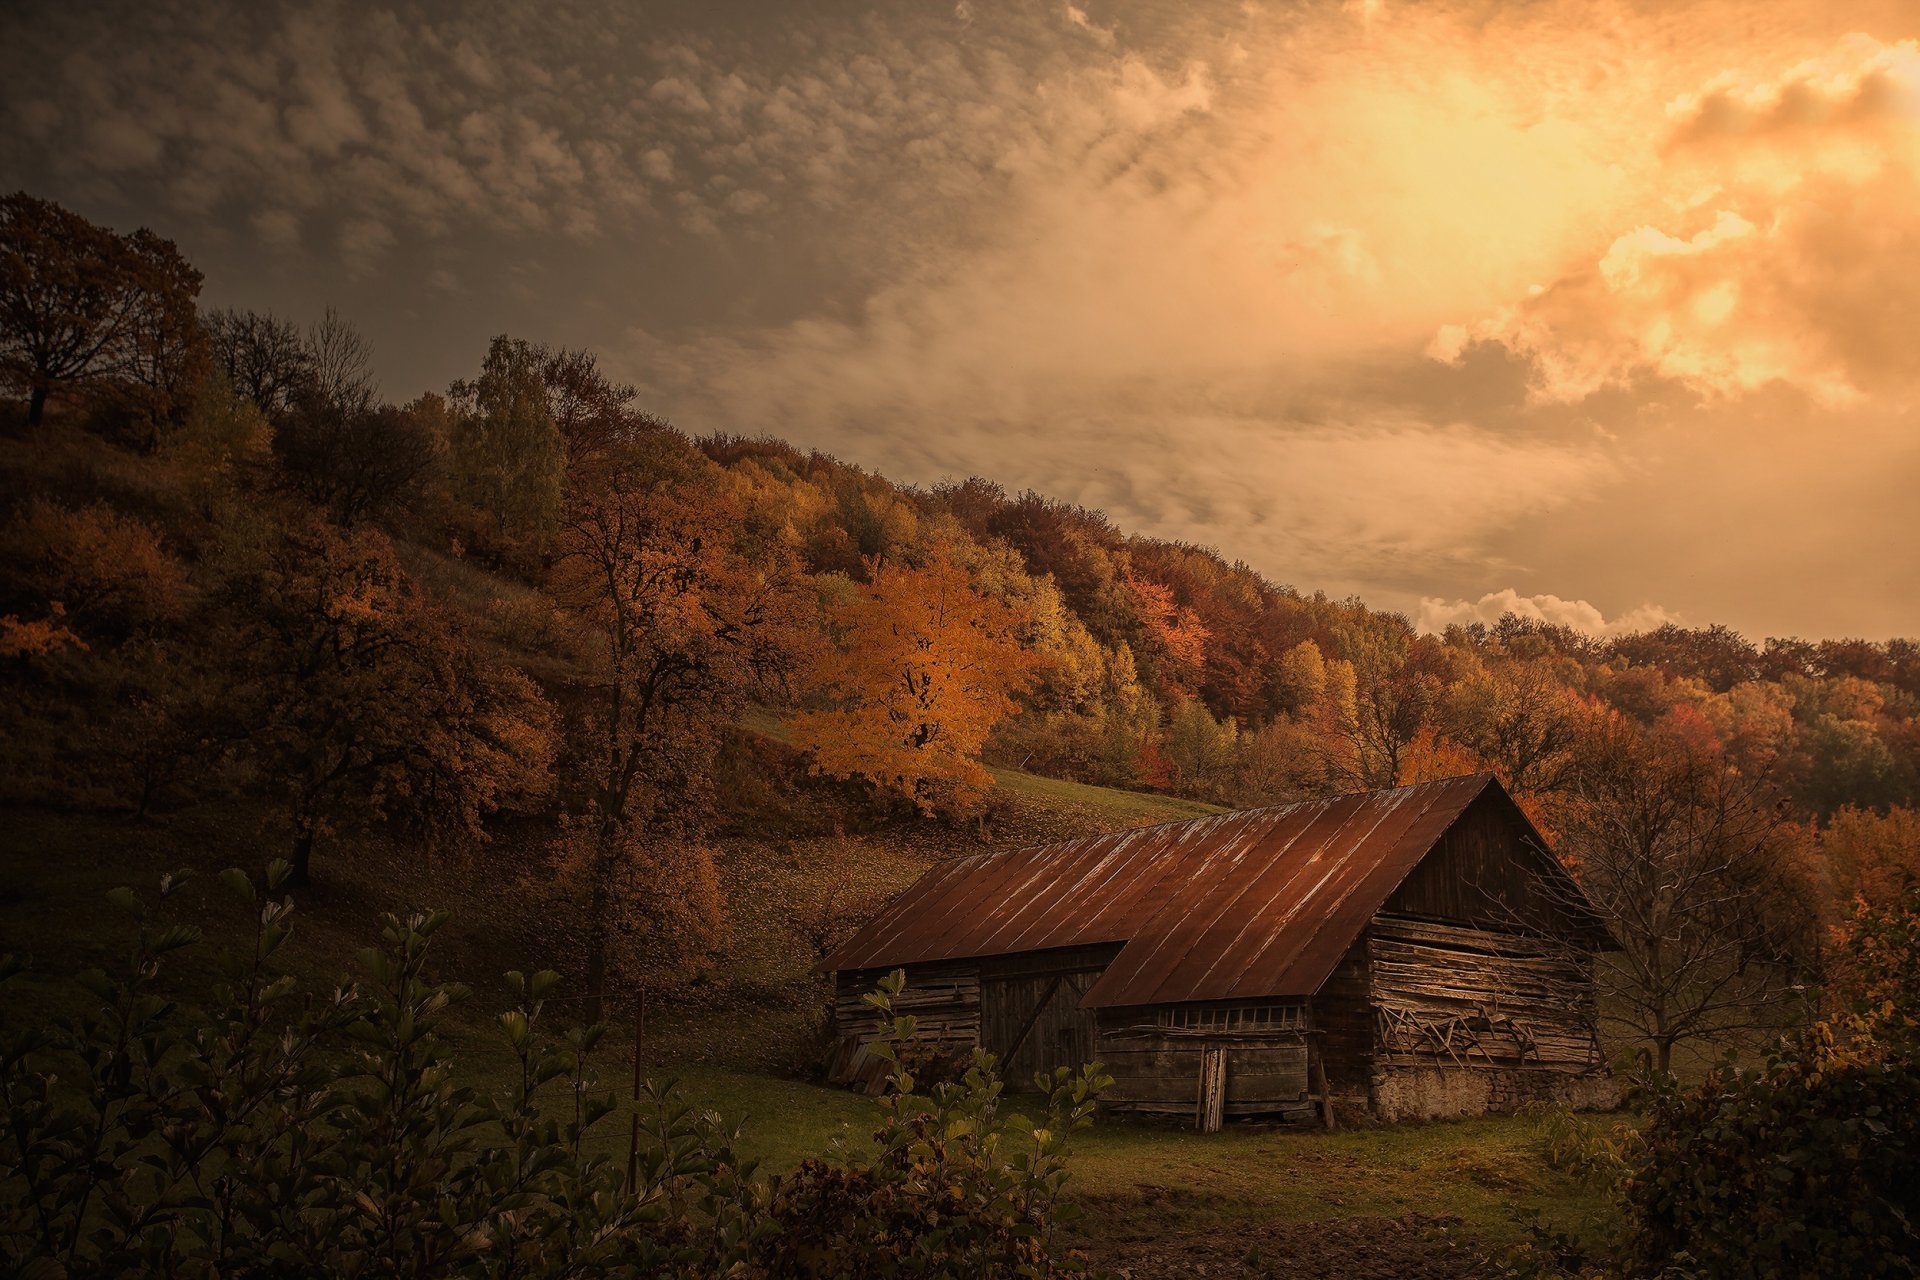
5, 188, 1920, 1277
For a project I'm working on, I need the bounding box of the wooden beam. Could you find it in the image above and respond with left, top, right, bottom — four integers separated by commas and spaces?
1310, 1044, 1335, 1131
1197, 1044, 1226, 1133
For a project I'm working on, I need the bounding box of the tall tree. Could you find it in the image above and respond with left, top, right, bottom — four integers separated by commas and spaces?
550, 439, 811, 1018
232, 518, 552, 886
1447, 658, 1582, 797
1333, 620, 1457, 789
448, 336, 565, 563
1547, 709, 1817, 1074
794, 546, 1041, 816
0, 192, 204, 428
1823, 804, 1920, 909
1122, 571, 1209, 696
203, 307, 314, 419
276, 398, 438, 527
538, 344, 660, 465
305, 306, 377, 419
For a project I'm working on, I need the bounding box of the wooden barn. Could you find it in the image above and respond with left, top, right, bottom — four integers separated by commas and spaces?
820, 773, 1618, 1128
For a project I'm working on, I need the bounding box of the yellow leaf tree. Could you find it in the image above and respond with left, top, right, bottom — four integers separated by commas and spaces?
795, 548, 1042, 816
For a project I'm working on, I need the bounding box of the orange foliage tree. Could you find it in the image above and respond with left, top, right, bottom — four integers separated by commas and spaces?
0, 606, 81, 659
0, 498, 186, 641
1122, 571, 1208, 693
1548, 707, 1818, 1073
1823, 804, 1920, 911
549, 441, 813, 1017
232, 518, 553, 887
794, 548, 1043, 817
1335, 622, 1458, 789
1396, 725, 1482, 785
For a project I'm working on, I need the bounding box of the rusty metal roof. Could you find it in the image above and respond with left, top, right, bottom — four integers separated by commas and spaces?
821, 773, 1514, 1008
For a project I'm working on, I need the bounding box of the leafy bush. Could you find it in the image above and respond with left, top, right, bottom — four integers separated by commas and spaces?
0, 864, 1107, 1277
763, 970, 1108, 1277
1522, 1102, 1633, 1191
1615, 887, 1920, 1279
1618, 1034, 1920, 1279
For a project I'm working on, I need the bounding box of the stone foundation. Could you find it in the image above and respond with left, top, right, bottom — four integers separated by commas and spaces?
1370, 1066, 1618, 1122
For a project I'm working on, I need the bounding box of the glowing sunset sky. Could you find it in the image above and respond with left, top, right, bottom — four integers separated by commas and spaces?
4, 0, 1917, 639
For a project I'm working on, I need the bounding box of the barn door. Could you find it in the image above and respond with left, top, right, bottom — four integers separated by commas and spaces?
1196, 1044, 1227, 1133
980, 970, 1099, 1082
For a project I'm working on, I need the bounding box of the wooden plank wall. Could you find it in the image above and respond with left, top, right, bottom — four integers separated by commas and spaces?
978, 944, 1119, 1085
1367, 915, 1603, 1073
827, 960, 982, 1093
1097, 1001, 1315, 1121
1312, 938, 1374, 1096
1385, 790, 1596, 941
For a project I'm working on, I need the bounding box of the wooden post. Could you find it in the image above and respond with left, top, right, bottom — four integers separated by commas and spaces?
626, 990, 645, 1196
1197, 1044, 1226, 1133
1311, 1043, 1336, 1131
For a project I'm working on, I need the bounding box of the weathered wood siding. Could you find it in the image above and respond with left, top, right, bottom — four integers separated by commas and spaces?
1098, 1001, 1315, 1121
827, 960, 981, 1093
1366, 915, 1603, 1073
1310, 937, 1374, 1098
1384, 789, 1587, 938
978, 944, 1119, 1084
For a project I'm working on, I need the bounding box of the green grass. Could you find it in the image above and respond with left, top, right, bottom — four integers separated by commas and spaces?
501, 1060, 1609, 1251
743, 704, 1224, 832
425, 1046, 1606, 1250
1065, 1111, 1612, 1245
986, 765, 1225, 828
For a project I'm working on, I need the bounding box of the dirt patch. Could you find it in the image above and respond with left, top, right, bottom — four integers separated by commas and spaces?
1081, 1213, 1484, 1280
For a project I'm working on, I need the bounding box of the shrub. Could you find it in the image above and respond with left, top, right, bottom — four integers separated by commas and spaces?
1, 866, 1107, 1277
1618, 1034, 1920, 1279
1616, 886, 1920, 1279
762, 970, 1109, 1277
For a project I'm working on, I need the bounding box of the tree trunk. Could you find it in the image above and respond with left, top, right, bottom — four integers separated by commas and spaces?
583, 827, 618, 1025
27, 383, 47, 427
288, 826, 315, 889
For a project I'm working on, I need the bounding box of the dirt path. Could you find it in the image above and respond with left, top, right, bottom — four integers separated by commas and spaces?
1081, 1213, 1486, 1279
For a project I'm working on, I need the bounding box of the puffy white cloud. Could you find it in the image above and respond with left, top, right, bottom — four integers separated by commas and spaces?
1437, 34, 1920, 407
1667, 33, 1920, 144
1416, 591, 1683, 638
646, 76, 712, 116
1064, 3, 1116, 49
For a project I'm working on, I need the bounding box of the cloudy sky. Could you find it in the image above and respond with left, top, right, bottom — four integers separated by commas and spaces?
5, 0, 1918, 642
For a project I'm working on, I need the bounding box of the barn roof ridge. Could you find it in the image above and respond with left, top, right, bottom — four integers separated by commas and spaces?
943, 769, 1501, 867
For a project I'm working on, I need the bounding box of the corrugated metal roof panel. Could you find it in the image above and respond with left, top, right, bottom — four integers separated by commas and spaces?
821, 773, 1507, 1006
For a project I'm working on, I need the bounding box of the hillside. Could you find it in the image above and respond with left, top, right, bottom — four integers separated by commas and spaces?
0, 733, 1218, 1066
0, 761, 1615, 1278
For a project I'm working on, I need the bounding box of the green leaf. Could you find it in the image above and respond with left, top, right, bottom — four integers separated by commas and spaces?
219, 868, 257, 903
